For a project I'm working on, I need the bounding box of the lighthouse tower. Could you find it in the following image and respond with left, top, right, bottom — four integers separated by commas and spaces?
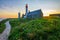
26, 4, 28, 17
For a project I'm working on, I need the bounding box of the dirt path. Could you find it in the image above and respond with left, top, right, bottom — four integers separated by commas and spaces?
0, 21, 11, 40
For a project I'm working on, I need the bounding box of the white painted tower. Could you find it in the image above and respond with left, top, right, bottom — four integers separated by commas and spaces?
26, 4, 28, 17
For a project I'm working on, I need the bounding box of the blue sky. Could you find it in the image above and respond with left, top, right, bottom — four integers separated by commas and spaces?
0, 0, 60, 18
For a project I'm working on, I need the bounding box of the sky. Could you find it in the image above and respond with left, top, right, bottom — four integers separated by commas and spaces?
0, 0, 60, 18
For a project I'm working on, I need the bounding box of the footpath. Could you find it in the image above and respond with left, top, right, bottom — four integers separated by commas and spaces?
0, 21, 11, 40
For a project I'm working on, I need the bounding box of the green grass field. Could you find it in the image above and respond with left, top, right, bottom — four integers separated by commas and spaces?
9, 17, 60, 40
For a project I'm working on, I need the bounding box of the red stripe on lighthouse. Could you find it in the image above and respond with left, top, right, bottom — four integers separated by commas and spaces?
26, 4, 28, 8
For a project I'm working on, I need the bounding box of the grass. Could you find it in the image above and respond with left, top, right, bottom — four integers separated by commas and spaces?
0, 19, 9, 33
9, 17, 60, 40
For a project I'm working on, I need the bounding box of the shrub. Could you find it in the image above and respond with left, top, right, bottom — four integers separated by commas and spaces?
9, 18, 60, 40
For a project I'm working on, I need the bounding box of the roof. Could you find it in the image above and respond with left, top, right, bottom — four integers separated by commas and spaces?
27, 9, 43, 15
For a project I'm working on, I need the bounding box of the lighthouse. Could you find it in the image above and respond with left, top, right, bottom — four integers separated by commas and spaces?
26, 4, 28, 17
23, 4, 43, 19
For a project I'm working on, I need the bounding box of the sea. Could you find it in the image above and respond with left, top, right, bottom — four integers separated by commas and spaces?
0, 18, 6, 22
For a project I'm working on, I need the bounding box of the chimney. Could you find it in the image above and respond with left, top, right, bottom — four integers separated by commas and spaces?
18, 12, 20, 20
